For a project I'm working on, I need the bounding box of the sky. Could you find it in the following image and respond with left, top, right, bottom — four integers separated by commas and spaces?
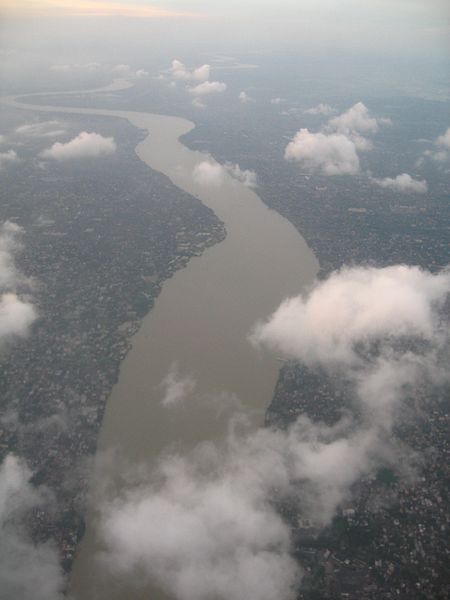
0, 2, 449, 598
1, 0, 448, 57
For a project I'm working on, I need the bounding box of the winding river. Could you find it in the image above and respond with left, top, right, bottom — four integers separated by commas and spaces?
4, 85, 319, 599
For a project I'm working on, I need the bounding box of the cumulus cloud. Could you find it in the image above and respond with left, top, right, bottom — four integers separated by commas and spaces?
189, 81, 227, 96
0, 455, 64, 600
193, 161, 257, 188
99, 407, 402, 599
253, 263, 450, 441
193, 161, 225, 187
304, 103, 336, 116
96, 263, 449, 599
372, 173, 428, 193
284, 129, 360, 175
15, 120, 66, 138
169, 59, 210, 82
41, 131, 116, 161
270, 97, 285, 105
252, 265, 449, 369
326, 102, 390, 151
224, 162, 258, 188
0, 293, 36, 343
423, 126, 450, 163
436, 127, 450, 150
159, 363, 196, 407
0, 222, 36, 346
328, 102, 379, 135
0, 149, 18, 169
286, 102, 390, 175
239, 91, 252, 103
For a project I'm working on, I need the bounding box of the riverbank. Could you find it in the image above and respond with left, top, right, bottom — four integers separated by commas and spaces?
5, 86, 319, 599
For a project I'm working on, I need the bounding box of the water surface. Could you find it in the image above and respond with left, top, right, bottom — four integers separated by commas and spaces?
5, 89, 319, 599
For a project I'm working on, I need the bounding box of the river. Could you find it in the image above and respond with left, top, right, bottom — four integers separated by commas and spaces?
4, 86, 319, 599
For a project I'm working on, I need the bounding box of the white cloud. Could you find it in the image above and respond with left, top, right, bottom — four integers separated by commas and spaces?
189, 81, 227, 96
112, 64, 148, 79
253, 263, 450, 442
0, 150, 18, 169
112, 63, 132, 74
304, 103, 336, 116
224, 162, 258, 188
51, 62, 101, 73
270, 97, 285, 105
423, 126, 450, 163
326, 102, 389, 151
436, 127, 450, 150
99, 426, 302, 600
0, 222, 36, 346
99, 404, 399, 599
0, 455, 64, 600
193, 161, 257, 188
192, 64, 211, 82
159, 363, 196, 407
41, 131, 116, 161
239, 91, 252, 103
193, 161, 225, 187
372, 173, 428, 193
97, 264, 449, 598
135, 69, 149, 78
252, 265, 449, 369
15, 120, 66, 138
192, 97, 206, 109
0, 293, 36, 343
328, 102, 380, 136
170, 59, 210, 82
284, 128, 360, 175
286, 102, 390, 175
0, 221, 24, 289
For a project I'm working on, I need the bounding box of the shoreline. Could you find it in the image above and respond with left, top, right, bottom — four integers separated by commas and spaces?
5, 82, 319, 599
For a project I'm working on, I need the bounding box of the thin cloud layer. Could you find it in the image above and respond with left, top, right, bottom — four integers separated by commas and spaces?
112, 63, 148, 78
0, 455, 64, 600
41, 131, 116, 161
304, 103, 336, 116
16, 120, 66, 138
372, 173, 428, 193
238, 91, 252, 103
0, 149, 18, 169
285, 129, 360, 175
159, 363, 196, 407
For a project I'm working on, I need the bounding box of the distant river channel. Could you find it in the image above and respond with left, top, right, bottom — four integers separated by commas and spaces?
6, 83, 319, 599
